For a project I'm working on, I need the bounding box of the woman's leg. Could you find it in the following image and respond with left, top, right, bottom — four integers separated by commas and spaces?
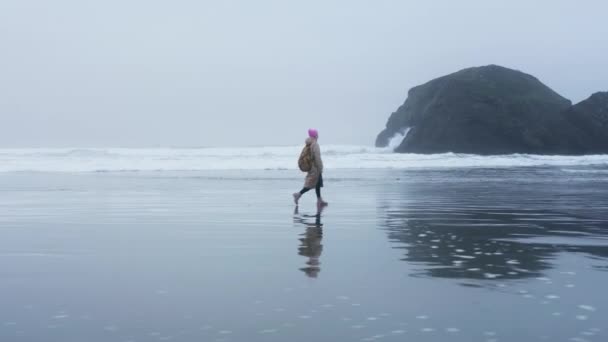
295, 174, 323, 205
294, 187, 309, 205
316, 174, 327, 205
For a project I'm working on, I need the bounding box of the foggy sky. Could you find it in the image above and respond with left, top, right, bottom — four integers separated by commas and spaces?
1, 0, 606, 147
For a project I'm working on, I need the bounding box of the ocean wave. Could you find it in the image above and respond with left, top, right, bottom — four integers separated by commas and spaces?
0, 147, 607, 172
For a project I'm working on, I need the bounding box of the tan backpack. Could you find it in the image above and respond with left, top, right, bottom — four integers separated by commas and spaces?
298, 144, 313, 172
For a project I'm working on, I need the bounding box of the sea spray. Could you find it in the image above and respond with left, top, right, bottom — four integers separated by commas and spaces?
386, 128, 411, 152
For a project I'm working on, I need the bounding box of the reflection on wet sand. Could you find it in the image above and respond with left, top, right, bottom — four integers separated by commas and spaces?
377, 170, 608, 285
294, 206, 324, 278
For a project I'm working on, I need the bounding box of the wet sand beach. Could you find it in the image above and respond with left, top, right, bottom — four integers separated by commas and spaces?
1, 167, 607, 341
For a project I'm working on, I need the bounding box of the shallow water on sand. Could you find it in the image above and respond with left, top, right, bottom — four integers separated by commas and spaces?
1, 168, 607, 341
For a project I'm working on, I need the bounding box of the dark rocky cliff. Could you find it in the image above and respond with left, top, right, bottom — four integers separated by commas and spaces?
376, 65, 607, 155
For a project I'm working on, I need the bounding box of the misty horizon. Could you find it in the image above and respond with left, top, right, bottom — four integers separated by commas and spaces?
1, 1, 607, 148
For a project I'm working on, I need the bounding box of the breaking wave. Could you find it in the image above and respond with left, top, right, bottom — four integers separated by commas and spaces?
0, 147, 607, 172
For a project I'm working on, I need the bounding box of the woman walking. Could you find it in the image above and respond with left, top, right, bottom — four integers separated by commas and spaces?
293, 129, 328, 207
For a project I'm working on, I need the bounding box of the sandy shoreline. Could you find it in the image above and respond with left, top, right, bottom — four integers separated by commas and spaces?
1, 168, 607, 341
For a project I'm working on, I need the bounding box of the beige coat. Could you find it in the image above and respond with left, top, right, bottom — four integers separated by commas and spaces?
304, 137, 323, 188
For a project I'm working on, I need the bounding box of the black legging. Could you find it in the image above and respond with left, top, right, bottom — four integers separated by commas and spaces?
299, 174, 323, 198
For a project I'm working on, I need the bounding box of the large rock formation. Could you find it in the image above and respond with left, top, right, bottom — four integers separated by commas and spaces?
376, 65, 608, 154
562, 92, 608, 154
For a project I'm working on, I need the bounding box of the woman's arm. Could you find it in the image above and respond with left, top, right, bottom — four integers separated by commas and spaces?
312, 142, 323, 172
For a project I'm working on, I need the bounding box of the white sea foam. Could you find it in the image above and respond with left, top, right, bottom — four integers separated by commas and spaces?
386, 128, 411, 151
578, 305, 596, 312
0, 147, 607, 172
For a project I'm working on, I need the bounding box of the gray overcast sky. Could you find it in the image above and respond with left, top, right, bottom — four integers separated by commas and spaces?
0, 0, 606, 147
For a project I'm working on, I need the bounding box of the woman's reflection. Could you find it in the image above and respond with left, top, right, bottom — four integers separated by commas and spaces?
294, 206, 324, 278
